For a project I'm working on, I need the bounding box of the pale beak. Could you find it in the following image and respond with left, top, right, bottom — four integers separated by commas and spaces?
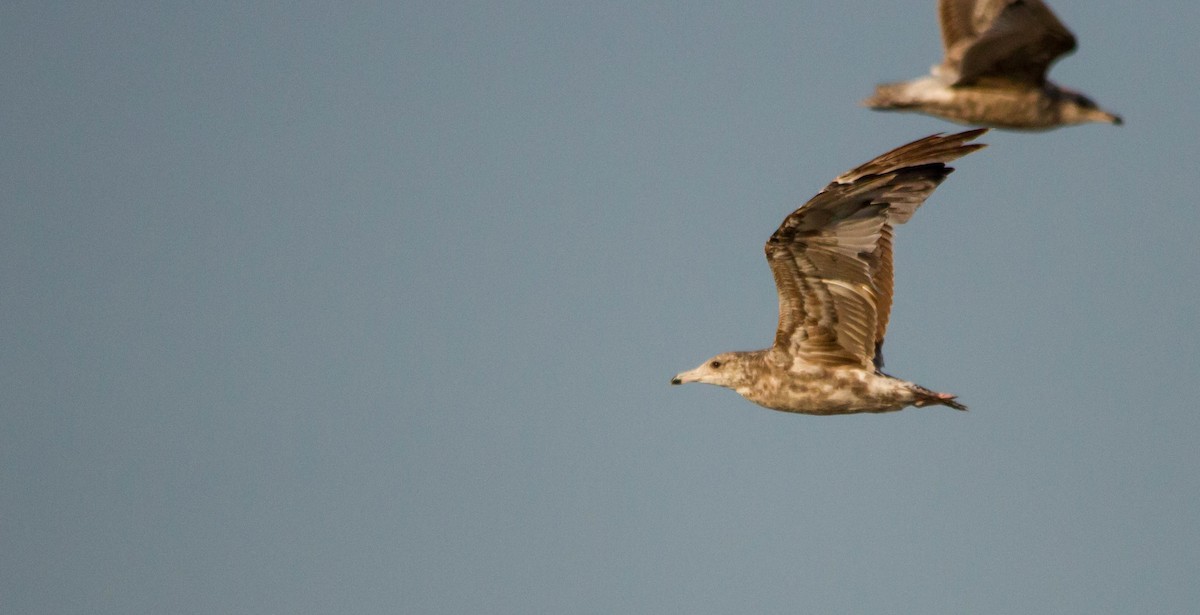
670, 367, 701, 386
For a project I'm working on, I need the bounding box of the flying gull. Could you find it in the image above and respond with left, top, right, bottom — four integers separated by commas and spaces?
862, 0, 1122, 130
670, 130, 987, 415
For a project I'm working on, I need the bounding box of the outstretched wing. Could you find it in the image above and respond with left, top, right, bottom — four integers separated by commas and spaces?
939, 0, 1076, 86
766, 130, 987, 370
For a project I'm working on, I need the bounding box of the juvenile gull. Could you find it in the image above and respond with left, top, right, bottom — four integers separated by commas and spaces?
670, 130, 986, 415
863, 0, 1122, 130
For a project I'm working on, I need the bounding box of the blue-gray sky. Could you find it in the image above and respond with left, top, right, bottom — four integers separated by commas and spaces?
3, 2, 1199, 613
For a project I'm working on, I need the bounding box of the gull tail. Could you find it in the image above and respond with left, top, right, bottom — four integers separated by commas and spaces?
911, 384, 968, 411
861, 82, 918, 111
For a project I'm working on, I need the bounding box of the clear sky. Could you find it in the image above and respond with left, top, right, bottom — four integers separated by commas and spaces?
3, 2, 1199, 613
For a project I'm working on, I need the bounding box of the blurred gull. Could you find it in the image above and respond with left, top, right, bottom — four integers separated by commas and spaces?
863, 0, 1122, 130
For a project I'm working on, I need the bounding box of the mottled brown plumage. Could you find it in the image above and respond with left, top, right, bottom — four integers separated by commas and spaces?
863, 0, 1122, 130
671, 130, 987, 415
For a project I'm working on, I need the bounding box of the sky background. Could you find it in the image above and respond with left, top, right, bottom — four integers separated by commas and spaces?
3, 2, 1199, 613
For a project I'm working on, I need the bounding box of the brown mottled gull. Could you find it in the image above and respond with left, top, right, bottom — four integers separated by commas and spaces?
863, 0, 1122, 130
670, 130, 987, 415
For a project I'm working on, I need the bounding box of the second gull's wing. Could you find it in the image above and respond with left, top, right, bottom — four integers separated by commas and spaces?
939, 0, 1076, 86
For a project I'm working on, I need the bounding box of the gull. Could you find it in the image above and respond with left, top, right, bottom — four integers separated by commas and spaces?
863, 0, 1122, 130
670, 130, 986, 415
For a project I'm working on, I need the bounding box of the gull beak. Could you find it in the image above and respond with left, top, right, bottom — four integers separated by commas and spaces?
670, 368, 696, 385
1092, 108, 1123, 125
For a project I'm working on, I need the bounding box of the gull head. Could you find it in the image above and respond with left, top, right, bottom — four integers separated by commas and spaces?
671, 352, 752, 389
1056, 89, 1123, 126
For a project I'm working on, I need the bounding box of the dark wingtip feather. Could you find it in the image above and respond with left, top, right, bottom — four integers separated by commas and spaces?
835, 129, 988, 185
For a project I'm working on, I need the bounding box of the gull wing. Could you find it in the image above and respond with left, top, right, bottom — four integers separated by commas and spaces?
766, 130, 987, 369
939, 0, 1076, 86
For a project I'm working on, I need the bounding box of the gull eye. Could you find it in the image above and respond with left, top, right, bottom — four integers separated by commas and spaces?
710, 360, 722, 369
